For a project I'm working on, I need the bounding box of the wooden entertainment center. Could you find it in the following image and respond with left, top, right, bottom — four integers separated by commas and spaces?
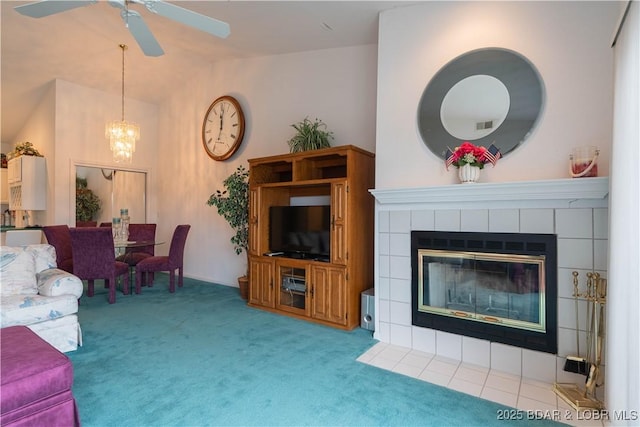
247, 145, 375, 330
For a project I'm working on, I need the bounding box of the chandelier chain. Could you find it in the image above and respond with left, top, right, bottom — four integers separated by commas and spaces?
120, 43, 126, 122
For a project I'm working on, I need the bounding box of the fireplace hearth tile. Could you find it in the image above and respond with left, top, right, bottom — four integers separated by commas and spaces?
460, 209, 489, 232
558, 238, 593, 269
377, 343, 410, 362
520, 379, 559, 405
593, 208, 608, 239
556, 208, 593, 238
436, 331, 462, 360
449, 377, 483, 397
453, 364, 489, 386
400, 350, 434, 368
434, 209, 460, 230
462, 336, 491, 367
411, 209, 435, 230
490, 342, 522, 376
489, 209, 520, 233
392, 363, 424, 378
520, 209, 554, 233
418, 369, 452, 387
481, 386, 518, 407
517, 395, 558, 415
425, 356, 458, 377
485, 371, 520, 393
389, 210, 410, 233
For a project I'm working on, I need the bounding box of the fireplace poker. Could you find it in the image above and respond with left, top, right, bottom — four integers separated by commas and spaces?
585, 277, 606, 396
563, 271, 588, 375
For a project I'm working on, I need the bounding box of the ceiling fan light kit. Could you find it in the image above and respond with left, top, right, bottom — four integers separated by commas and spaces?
106, 44, 139, 164
14, 0, 231, 57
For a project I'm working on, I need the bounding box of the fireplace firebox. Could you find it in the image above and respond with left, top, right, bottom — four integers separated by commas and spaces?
411, 231, 557, 354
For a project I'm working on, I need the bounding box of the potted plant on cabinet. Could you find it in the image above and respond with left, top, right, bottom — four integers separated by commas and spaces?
287, 117, 334, 152
206, 165, 250, 299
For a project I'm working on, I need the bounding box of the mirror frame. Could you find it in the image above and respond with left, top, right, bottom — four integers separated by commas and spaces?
417, 47, 545, 159
72, 161, 148, 225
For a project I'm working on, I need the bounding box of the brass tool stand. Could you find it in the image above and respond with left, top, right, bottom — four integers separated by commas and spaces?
554, 272, 606, 410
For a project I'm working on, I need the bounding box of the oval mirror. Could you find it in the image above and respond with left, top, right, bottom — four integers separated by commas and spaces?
418, 48, 544, 159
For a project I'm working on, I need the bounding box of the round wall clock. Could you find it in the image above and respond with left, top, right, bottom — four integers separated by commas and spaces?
202, 95, 246, 161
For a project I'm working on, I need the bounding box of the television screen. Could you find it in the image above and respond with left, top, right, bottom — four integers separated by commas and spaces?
269, 205, 331, 259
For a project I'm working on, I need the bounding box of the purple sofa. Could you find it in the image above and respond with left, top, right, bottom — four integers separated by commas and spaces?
0, 326, 80, 426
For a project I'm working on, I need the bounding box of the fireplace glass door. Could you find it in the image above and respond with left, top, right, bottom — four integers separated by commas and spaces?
417, 249, 546, 332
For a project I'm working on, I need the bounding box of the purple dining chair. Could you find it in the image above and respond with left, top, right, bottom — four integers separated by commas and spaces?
75, 220, 97, 227
117, 223, 157, 285
135, 225, 190, 294
42, 225, 74, 273
69, 227, 130, 304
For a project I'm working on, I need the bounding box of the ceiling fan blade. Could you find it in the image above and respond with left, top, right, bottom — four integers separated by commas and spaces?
121, 9, 164, 57
15, 0, 97, 18
142, 0, 230, 39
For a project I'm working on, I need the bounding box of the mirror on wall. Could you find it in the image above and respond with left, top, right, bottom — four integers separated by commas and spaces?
417, 48, 545, 159
75, 166, 146, 225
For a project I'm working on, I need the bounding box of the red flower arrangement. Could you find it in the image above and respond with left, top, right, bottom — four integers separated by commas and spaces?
445, 141, 501, 170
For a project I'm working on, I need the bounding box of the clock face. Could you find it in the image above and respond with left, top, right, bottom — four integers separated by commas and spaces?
202, 95, 245, 161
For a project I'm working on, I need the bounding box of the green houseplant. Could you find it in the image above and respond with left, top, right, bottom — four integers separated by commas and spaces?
287, 117, 334, 153
207, 165, 250, 299
75, 177, 101, 221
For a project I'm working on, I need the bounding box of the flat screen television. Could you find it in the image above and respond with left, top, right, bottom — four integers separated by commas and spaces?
269, 205, 331, 260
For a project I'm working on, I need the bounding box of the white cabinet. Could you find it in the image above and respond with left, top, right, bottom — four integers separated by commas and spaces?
8, 156, 46, 210
1, 168, 8, 204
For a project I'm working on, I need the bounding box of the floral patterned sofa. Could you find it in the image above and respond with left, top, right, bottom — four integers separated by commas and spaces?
1, 244, 83, 352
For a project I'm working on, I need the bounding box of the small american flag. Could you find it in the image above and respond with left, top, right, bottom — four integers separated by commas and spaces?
445, 148, 455, 170
484, 144, 501, 166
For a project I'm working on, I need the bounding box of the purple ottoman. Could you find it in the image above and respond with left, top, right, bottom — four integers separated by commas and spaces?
1, 326, 80, 427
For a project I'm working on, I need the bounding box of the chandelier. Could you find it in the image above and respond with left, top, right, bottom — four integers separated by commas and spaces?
105, 44, 139, 163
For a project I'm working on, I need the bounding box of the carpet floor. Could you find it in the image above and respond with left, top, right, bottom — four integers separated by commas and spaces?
68, 274, 563, 426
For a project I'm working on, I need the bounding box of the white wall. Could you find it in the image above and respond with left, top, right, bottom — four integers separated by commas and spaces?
607, 1, 640, 421
8, 79, 159, 229
156, 45, 378, 287
8, 82, 56, 227
376, 1, 619, 188
53, 80, 159, 227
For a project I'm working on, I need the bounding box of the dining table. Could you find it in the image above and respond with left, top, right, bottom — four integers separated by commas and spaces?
113, 239, 165, 293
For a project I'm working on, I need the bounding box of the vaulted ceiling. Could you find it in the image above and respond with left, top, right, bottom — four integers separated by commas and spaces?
1, 0, 413, 142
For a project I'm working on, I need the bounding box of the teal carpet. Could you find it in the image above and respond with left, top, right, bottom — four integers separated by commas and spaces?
68, 274, 564, 426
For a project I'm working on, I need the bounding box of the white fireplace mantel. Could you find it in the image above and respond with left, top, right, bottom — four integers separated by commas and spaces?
370, 177, 609, 211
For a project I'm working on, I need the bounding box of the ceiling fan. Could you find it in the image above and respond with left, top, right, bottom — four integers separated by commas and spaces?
14, 0, 230, 57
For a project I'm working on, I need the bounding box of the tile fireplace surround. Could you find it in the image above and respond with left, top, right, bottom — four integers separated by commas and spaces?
370, 177, 609, 391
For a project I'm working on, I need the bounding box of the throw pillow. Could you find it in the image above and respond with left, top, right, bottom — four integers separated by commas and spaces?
0, 246, 37, 296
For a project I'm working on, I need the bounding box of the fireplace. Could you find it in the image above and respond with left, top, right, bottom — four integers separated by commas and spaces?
412, 231, 557, 354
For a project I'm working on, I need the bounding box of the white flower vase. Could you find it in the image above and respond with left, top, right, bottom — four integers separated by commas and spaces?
458, 164, 481, 184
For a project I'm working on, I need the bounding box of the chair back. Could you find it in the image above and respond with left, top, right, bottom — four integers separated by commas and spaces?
127, 223, 157, 256
76, 221, 97, 227
69, 227, 117, 279
42, 225, 73, 272
168, 225, 191, 267
99, 222, 112, 227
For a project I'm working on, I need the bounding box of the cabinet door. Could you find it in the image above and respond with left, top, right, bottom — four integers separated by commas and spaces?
276, 264, 309, 316
248, 188, 260, 256
310, 265, 347, 326
7, 158, 22, 184
330, 181, 347, 265
7, 156, 46, 211
249, 257, 275, 308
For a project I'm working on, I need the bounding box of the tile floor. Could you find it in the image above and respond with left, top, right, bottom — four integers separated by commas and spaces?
357, 342, 608, 427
